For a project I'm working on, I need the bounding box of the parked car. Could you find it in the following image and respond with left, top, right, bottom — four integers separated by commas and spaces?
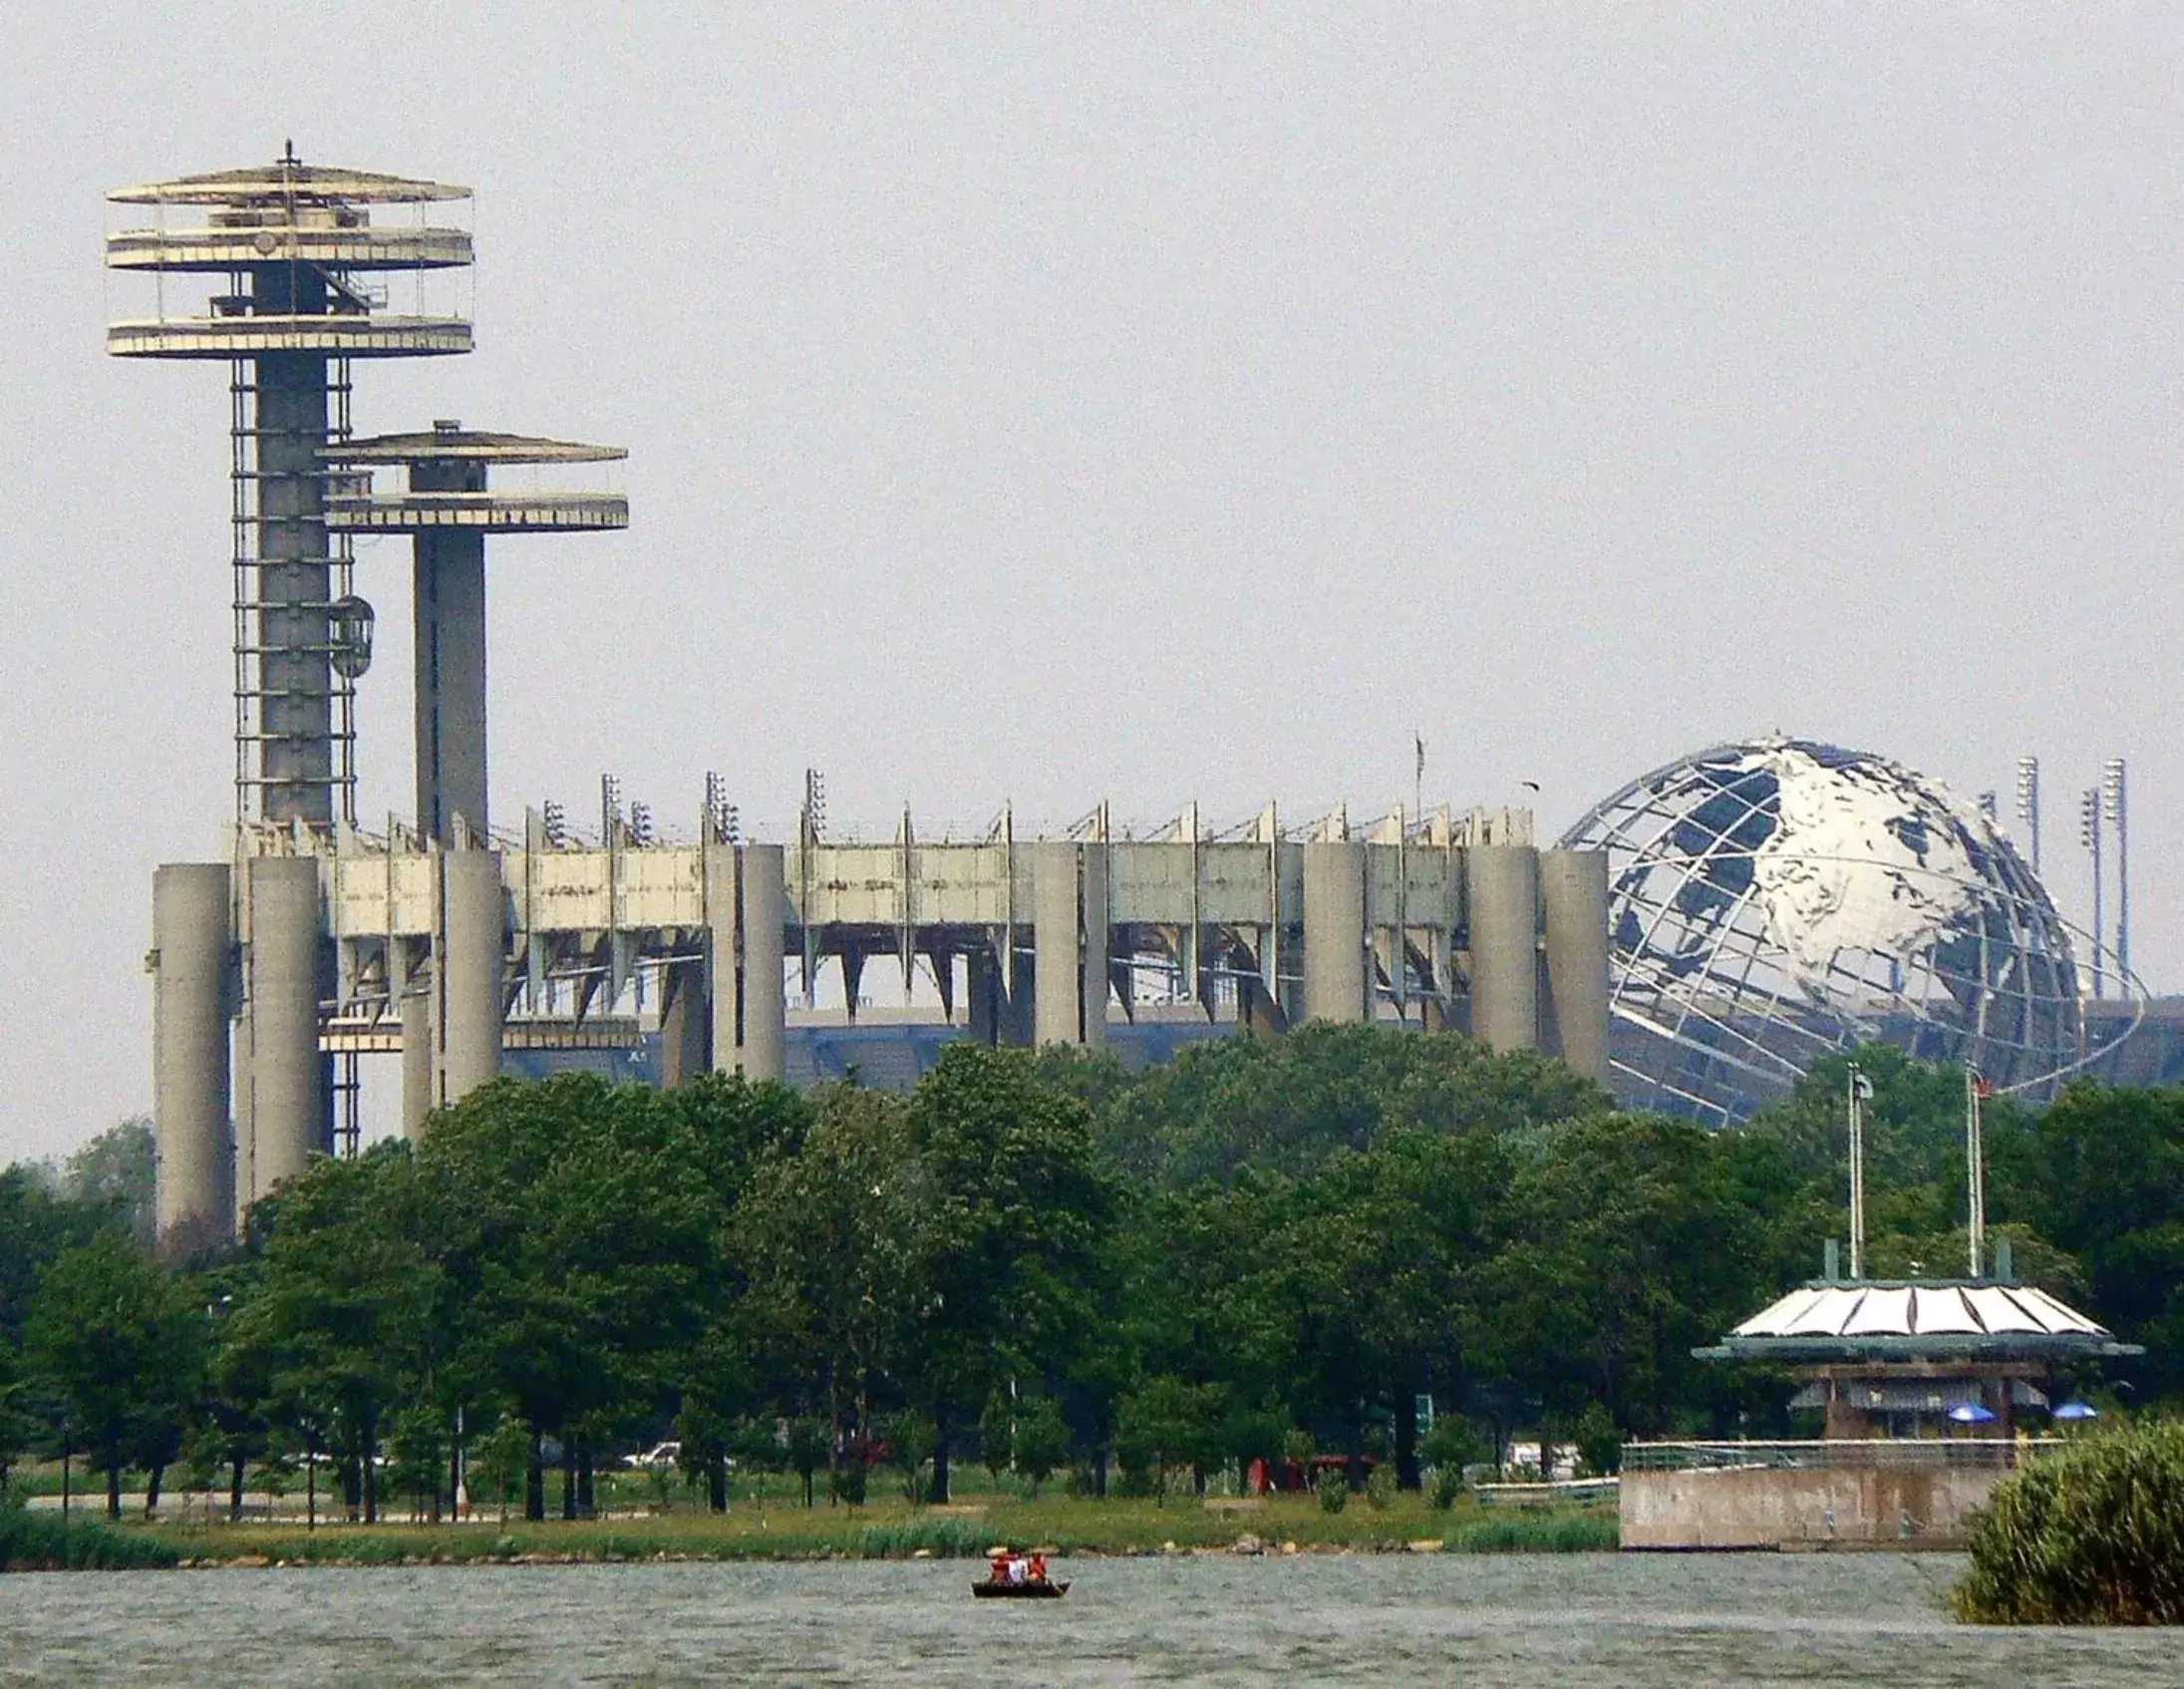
622, 1441, 682, 1470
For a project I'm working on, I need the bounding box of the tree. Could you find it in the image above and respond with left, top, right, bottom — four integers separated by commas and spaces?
1114, 1376, 1227, 1498
55, 1119, 157, 1252
1259, 1130, 1504, 1488
2026, 1082, 2184, 1399
1481, 1112, 1755, 1437
226, 1145, 443, 1523
469, 1414, 531, 1524
733, 1086, 927, 1488
24, 1230, 203, 1519
419, 1075, 724, 1520
1094, 1023, 1610, 1190
978, 1389, 1071, 1494
0, 1167, 114, 1348
784, 1416, 829, 1509
899, 1045, 1120, 1502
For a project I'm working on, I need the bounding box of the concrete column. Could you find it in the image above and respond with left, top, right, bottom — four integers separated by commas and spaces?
1302, 841, 1370, 1024
250, 330, 334, 827
704, 840, 742, 1077
230, 1013, 253, 1239
1466, 844, 1540, 1053
414, 521, 488, 841
966, 944, 1001, 1046
1540, 848, 1612, 1083
1081, 844, 1109, 1052
1033, 843, 1084, 1047
437, 848, 505, 1105
1239, 973, 1288, 1037
152, 863, 232, 1253
738, 844, 786, 1081
398, 940, 433, 1136
244, 855, 325, 1206
660, 957, 709, 1086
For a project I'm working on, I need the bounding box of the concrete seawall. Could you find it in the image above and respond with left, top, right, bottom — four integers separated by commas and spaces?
1621, 1466, 2005, 1550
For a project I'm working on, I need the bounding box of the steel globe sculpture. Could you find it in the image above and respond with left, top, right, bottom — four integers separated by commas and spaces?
1558, 737, 2132, 1125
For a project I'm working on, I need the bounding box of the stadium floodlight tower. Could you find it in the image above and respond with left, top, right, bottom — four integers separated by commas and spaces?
321, 423, 628, 1131
110, 150, 472, 1252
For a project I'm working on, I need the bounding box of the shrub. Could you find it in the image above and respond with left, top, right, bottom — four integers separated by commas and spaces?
1428, 1467, 1464, 1512
1317, 1477, 1346, 1515
1573, 1403, 1621, 1478
1954, 1420, 2184, 1625
1365, 1465, 1398, 1510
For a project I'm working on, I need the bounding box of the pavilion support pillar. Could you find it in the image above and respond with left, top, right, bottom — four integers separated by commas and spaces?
734, 844, 786, 1082
1302, 841, 1369, 1024
1540, 848, 1611, 1082
1034, 844, 1106, 1049
152, 863, 233, 1256
659, 955, 709, 1086
436, 847, 504, 1107
1466, 844, 1540, 1053
242, 855, 326, 1213
398, 939, 433, 1136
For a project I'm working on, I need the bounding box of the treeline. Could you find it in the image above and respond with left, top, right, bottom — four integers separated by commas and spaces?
2, 1026, 2179, 1521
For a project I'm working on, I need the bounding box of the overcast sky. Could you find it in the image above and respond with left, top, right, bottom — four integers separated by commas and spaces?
2, 6, 2178, 1163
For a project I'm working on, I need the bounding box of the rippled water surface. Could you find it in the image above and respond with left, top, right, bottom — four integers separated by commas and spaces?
2, 1553, 2175, 1686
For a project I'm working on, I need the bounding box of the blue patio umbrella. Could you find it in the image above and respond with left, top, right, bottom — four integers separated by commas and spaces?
1946, 1402, 1998, 1424
2052, 1400, 2100, 1422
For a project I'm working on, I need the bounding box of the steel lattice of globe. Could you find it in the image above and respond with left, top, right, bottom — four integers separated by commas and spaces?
1557, 737, 2136, 1125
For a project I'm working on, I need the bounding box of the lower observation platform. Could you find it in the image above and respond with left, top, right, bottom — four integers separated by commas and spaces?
325, 492, 628, 532
107, 315, 471, 359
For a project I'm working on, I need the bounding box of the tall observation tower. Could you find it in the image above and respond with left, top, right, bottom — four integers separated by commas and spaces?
108, 148, 472, 828
120, 152, 632, 1252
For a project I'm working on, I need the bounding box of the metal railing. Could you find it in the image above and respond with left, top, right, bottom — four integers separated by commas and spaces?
1620, 1439, 2065, 1474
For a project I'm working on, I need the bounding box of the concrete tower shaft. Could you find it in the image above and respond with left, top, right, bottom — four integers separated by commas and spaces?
107, 151, 472, 828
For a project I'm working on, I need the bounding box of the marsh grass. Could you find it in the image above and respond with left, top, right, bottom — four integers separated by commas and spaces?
0, 1502, 179, 1571
142, 1490, 1619, 1565
1954, 1420, 2184, 1625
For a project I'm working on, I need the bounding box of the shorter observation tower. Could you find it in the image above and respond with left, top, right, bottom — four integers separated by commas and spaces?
323, 423, 627, 1130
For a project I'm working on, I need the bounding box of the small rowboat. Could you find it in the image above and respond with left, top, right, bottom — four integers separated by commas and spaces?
972, 1578, 1069, 1599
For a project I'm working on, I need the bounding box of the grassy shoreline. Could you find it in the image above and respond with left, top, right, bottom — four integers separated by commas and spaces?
125, 1494, 1617, 1568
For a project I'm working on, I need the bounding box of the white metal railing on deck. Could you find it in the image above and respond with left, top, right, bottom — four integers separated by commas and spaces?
1620, 1438, 2064, 1473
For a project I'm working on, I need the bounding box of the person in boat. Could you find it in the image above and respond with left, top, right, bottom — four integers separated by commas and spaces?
990, 1549, 1012, 1584
1028, 1553, 1049, 1585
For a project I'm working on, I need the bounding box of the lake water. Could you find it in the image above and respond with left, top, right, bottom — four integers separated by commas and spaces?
1, 1552, 2175, 1686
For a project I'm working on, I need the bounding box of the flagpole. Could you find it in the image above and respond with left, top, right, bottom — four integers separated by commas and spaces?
1847, 1064, 1864, 1281
1966, 1068, 1978, 1277
1966, 1067, 1987, 1278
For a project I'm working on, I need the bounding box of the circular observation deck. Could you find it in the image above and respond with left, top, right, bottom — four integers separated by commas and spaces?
325, 492, 627, 533
322, 427, 627, 532
107, 226, 473, 272
325, 430, 625, 467
108, 161, 469, 206
107, 314, 472, 359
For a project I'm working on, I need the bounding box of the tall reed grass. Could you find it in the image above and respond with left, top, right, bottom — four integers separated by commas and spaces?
0, 1503, 178, 1571
1954, 1420, 2184, 1624
1443, 1512, 1618, 1553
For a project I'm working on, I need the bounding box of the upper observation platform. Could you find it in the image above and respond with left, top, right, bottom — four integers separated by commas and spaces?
322, 424, 628, 533
106, 147, 472, 360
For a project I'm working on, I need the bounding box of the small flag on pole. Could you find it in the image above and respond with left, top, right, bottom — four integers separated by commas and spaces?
1971, 1072, 1995, 1100
1852, 1073, 1874, 1102
1414, 733, 1425, 782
